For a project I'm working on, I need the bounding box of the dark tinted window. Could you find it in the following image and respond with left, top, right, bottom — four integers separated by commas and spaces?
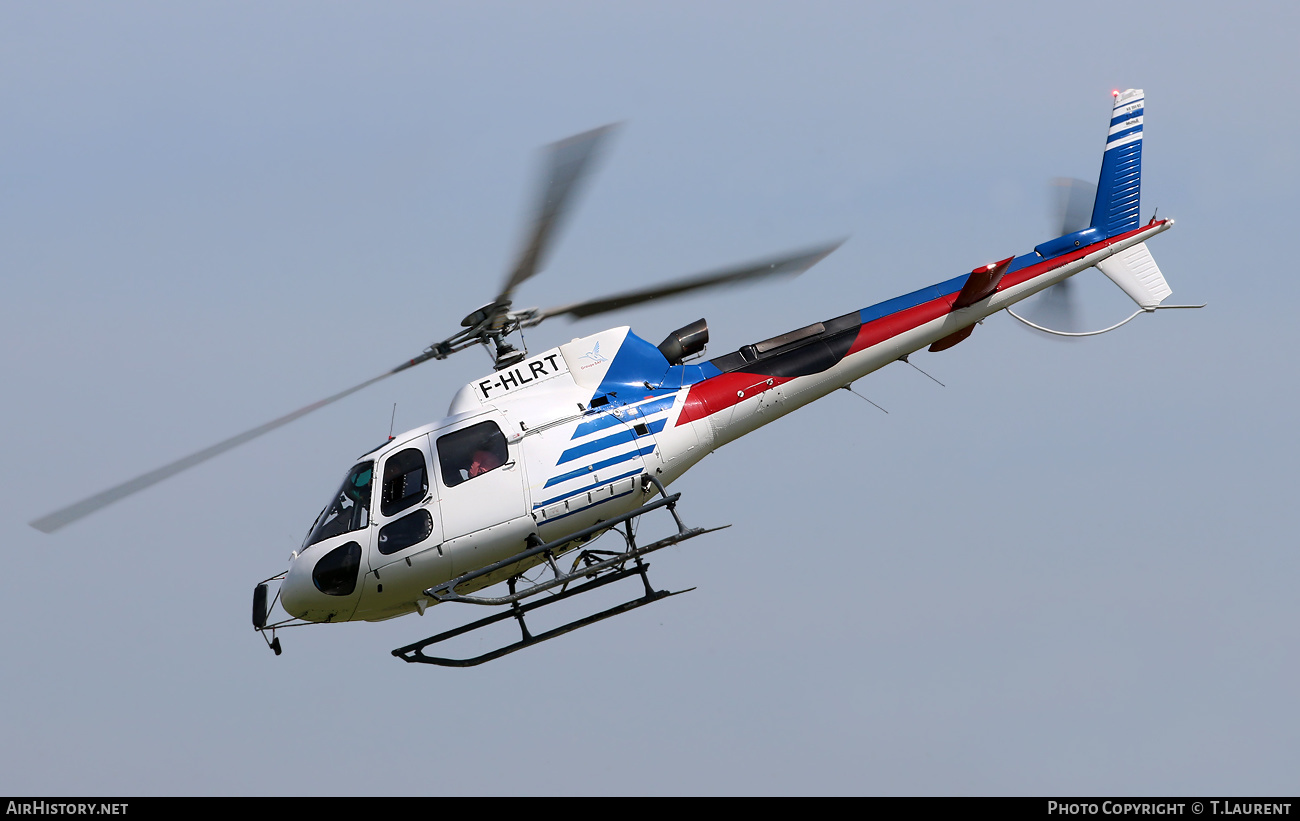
436, 421, 508, 488
377, 509, 434, 555
313, 542, 362, 596
381, 447, 428, 517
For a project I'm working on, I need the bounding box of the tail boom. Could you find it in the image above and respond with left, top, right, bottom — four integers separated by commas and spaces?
671, 217, 1173, 452
591, 89, 1179, 478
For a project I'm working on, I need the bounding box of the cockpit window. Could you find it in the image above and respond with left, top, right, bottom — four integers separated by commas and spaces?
436, 421, 508, 488
305, 461, 373, 548
381, 447, 428, 518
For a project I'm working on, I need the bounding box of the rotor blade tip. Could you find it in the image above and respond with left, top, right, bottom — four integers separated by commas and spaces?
29, 518, 60, 534
821, 235, 850, 255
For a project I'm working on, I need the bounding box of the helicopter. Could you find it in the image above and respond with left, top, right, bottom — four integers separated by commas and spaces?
31, 89, 1197, 666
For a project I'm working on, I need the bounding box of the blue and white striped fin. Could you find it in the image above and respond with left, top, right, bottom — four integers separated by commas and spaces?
1091, 88, 1145, 238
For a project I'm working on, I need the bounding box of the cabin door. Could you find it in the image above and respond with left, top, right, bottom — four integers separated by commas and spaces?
433, 413, 535, 575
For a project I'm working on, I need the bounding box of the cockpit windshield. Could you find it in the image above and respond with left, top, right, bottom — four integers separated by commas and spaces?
304, 461, 374, 548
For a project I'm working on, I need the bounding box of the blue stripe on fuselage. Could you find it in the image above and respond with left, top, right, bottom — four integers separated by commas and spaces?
533, 468, 645, 509
570, 394, 678, 439
543, 444, 658, 489
557, 418, 666, 465
536, 487, 638, 523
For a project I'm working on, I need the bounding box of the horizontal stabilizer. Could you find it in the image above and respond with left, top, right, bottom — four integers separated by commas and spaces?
1095, 241, 1172, 309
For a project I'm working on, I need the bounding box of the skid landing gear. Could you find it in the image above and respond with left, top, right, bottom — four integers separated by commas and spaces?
392, 475, 725, 667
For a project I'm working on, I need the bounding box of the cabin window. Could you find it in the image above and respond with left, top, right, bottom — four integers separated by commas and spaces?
377, 509, 434, 555
436, 421, 508, 488
304, 461, 373, 548
381, 447, 428, 517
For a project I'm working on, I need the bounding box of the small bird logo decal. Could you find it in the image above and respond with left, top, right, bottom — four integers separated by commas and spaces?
580, 342, 608, 364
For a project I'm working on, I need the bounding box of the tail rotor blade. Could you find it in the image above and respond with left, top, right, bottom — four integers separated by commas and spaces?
1016, 178, 1096, 336
1051, 177, 1098, 235
1028, 278, 1082, 334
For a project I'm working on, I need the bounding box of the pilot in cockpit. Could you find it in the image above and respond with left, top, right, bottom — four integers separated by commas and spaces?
469, 449, 503, 478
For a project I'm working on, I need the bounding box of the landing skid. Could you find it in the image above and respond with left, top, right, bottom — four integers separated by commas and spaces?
392, 475, 726, 667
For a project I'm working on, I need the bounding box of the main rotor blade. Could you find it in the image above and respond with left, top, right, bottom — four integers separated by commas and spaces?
28, 363, 421, 534
498, 124, 618, 305
535, 239, 844, 321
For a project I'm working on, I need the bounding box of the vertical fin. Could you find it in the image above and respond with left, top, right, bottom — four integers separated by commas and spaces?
1091, 89, 1145, 237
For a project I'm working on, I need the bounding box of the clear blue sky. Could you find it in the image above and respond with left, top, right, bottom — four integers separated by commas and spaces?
3, 1, 1297, 796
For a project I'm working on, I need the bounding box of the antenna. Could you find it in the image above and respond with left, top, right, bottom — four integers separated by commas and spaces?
388, 403, 397, 441
840, 384, 888, 414
898, 354, 945, 387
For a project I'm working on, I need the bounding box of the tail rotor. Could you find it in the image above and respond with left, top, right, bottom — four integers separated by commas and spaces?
1017, 177, 1096, 335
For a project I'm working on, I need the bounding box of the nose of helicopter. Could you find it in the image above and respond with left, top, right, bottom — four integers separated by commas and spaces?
280, 540, 365, 623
